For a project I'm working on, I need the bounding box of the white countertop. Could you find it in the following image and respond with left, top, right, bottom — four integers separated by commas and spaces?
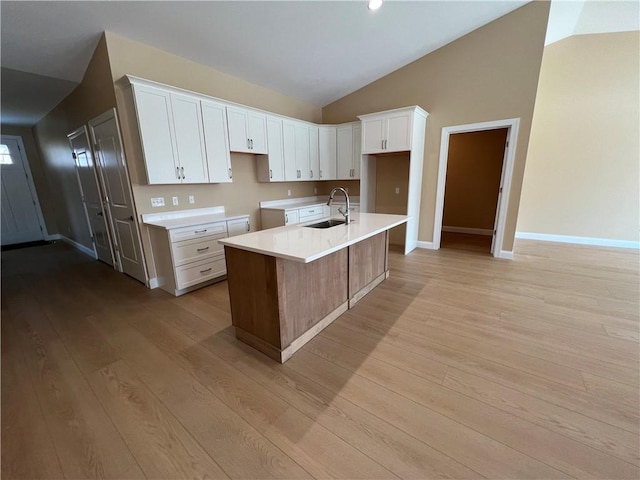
219, 213, 408, 263
142, 207, 249, 230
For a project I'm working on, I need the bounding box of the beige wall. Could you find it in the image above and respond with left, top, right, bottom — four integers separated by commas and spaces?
322, 1, 550, 252
517, 32, 640, 242
1, 124, 58, 234
32, 34, 116, 248
443, 128, 507, 230
375, 153, 409, 245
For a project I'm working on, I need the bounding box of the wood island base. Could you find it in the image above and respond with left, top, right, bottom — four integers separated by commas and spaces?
224, 231, 389, 363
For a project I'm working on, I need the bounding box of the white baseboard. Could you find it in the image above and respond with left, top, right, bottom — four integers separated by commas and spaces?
45, 233, 61, 241
443, 226, 493, 236
148, 277, 159, 289
416, 241, 437, 249
59, 235, 97, 259
516, 232, 640, 249
497, 250, 514, 259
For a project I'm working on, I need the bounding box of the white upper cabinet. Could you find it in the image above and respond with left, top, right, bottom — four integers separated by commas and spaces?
361, 108, 413, 154
283, 119, 315, 181
201, 99, 232, 183
318, 126, 337, 180
337, 123, 361, 180
131, 84, 179, 184
171, 93, 208, 183
309, 125, 319, 180
131, 84, 210, 184
226, 106, 268, 154
257, 116, 285, 182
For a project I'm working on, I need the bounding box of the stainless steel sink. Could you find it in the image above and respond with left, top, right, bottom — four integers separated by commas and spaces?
304, 219, 346, 229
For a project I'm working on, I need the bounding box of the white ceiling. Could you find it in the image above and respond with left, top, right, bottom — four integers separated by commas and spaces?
1, 0, 529, 126
1, 1, 637, 127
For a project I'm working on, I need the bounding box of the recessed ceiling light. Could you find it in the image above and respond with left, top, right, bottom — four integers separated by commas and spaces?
368, 0, 383, 11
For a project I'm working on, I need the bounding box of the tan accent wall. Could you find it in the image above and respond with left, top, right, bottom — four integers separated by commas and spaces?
375, 153, 409, 245
32, 34, 116, 248
322, 1, 550, 252
1, 124, 58, 234
443, 128, 507, 231
517, 32, 640, 242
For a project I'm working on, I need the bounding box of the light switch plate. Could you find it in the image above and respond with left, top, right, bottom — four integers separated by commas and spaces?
395, 187, 400, 194
172, 196, 179, 206
287, 189, 292, 196
151, 197, 165, 207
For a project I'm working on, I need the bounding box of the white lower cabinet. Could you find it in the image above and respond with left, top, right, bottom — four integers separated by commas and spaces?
148, 216, 250, 296
261, 204, 330, 229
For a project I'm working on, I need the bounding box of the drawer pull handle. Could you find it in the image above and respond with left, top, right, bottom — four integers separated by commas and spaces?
228, 168, 232, 179
194, 229, 208, 233
246, 221, 250, 232
197, 246, 210, 252
200, 268, 212, 274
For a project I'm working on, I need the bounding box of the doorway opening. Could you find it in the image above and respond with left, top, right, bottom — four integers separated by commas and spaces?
0, 135, 48, 247
433, 118, 519, 258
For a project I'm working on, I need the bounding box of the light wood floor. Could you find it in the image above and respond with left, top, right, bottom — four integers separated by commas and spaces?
2, 240, 639, 479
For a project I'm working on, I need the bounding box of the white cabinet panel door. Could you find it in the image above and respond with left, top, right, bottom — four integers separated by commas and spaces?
294, 123, 311, 180
283, 121, 298, 181
265, 116, 285, 181
361, 116, 385, 154
202, 100, 232, 183
171, 93, 208, 183
133, 85, 179, 184
336, 124, 353, 179
226, 107, 250, 152
319, 126, 337, 180
247, 112, 268, 154
386, 111, 412, 152
353, 124, 362, 179
309, 126, 319, 180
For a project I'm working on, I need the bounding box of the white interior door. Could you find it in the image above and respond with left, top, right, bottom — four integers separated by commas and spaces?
68, 127, 114, 265
89, 109, 147, 283
0, 136, 45, 246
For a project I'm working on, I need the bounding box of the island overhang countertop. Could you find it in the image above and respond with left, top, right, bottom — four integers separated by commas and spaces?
218, 213, 409, 263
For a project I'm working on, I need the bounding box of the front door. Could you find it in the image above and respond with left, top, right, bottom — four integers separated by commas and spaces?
68, 127, 114, 265
0, 136, 44, 246
88, 110, 147, 284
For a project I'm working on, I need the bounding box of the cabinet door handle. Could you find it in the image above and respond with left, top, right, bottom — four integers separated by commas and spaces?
197, 246, 210, 252
200, 268, 212, 274
269, 169, 273, 179
285, 214, 288, 223
246, 220, 250, 232
228, 167, 232, 179
247, 138, 250, 149
181, 166, 185, 179
319, 170, 322, 178
310, 170, 313, 178
176, 166, 180, 179
194, 229, 208, 233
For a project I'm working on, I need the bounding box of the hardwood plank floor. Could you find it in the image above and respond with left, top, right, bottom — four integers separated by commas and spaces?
1, 240, 638, 479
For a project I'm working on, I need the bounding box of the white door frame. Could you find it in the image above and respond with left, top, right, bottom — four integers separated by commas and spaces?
433, 118, 520, 258
1, 134, 50, 241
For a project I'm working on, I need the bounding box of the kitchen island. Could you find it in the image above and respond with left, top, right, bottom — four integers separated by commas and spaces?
219, 213, 408, 362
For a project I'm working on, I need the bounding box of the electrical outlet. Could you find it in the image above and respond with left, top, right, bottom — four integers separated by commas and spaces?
188, 195, 195, 204
345, 187, 349, 193
172, 196, 179, 206
287, 189, 292, 196
151, 197, 165, 207
395, 187, 400, 194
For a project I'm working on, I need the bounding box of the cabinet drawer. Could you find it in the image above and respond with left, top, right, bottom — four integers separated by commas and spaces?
172, 234, 225, 267
298, 205, 324, 220
175, 256, 226, 290
169, 221, 227, 242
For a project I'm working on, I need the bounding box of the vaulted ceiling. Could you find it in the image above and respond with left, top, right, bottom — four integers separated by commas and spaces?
1, 1, 637, 127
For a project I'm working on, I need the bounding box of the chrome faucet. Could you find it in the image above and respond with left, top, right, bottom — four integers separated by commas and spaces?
327, 187, 351, 224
